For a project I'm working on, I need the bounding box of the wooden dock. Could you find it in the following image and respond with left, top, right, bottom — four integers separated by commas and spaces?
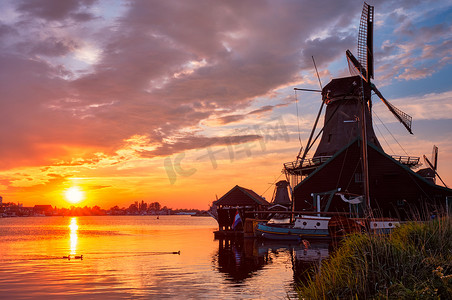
214, 230, 243, 239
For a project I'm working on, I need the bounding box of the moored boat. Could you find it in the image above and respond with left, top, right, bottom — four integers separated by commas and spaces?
256, 215, 330, 240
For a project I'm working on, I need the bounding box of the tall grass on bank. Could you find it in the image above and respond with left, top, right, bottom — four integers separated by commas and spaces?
297, 216, 452, 299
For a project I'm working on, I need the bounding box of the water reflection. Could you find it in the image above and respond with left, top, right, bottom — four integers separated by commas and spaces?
68, 217, 78, 255
291, 241, 331, 285
214, 238, 270, 281
1, 216, 330, 298
214, 238, 333, 287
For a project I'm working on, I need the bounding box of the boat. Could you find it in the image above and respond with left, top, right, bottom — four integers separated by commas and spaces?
257, 2, 452, 240
256, 188, 401, 240
257, 215, 330, 240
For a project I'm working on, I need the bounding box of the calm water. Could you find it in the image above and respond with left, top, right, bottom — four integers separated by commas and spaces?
0, 216, 330, 299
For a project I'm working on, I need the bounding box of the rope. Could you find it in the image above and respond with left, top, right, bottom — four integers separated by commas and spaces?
295, 90, 303, 148
261, 172, 284, 197
372, 100, 409, 156
345, 156, 363, 192
373, 112, 395, 154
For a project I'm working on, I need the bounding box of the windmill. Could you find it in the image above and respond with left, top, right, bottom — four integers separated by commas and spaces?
288, 2, 452, 221
422, 145, 449, 188
285, 2, 420, 195
346, 2, 413, 134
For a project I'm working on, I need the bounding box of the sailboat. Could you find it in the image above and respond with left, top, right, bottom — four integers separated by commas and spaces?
257, 2, 452, 240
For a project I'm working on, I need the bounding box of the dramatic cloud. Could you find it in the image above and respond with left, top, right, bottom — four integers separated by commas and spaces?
139, 134, 262, 158
380, 90, 452, 121
0, 0, 366, 171
375, 2, 452, 83
216, 103, 291, 125
0, 0, 451, 207
16, 0, 97, 21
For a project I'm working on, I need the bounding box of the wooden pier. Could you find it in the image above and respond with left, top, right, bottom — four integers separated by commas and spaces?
214, 230, 244, 239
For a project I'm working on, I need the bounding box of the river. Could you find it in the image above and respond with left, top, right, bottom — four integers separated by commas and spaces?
0, 215, 330, 299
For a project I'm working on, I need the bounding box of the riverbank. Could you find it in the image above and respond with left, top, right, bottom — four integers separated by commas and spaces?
297, 216, 452, 299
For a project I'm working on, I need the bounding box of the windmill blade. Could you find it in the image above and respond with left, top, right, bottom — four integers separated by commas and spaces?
371, 84, 413, 134
358, 2, 374, 81
346, 49, 367, 81
432, 145, 438, 170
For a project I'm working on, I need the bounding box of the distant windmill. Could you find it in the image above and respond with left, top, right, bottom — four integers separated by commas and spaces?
422, 145, 448, 188
346, 2, 413, 134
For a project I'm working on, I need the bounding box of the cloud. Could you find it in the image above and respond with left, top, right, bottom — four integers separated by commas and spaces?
396, 67, 432, 80
374, 90, 452, 126
86, 184, 111, 190
16, 0, 97, 21
216, 103, 291, 125
31, 36, 79, 57
0, 22, 17, 37
0, 0, 366, 172
400, 91, 452, 121
1, 0, 451, 179
375, 3, 452, 84
139, 134, 262, 158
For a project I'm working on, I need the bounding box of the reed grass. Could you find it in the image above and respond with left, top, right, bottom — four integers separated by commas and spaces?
296, 216, 452, 299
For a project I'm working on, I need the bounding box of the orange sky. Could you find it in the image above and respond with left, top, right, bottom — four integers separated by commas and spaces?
1, 1, 451, 209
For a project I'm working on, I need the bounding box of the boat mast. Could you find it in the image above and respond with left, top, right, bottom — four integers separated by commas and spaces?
360, 82, 371, 210
361, 3, 373, 211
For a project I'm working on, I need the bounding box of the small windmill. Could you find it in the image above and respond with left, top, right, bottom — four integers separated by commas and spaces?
423, 145, 448, 188
346, 2, 413, 134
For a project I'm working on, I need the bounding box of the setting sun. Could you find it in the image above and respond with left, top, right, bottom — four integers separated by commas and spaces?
65, 187, 85, 204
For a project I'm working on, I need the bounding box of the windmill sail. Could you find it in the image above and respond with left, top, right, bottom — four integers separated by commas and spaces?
424, 153, 448, 188
346, 50, 367, 81
358, 2, 374, 81
432, 145, 438, 169
371, 85, 413, 134
346, 2, 413, 135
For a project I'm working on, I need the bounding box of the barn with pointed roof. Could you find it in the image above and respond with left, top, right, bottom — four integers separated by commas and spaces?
292, 138, 452, 219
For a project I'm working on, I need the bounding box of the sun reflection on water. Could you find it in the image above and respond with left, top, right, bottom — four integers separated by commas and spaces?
69, 217, 78, 255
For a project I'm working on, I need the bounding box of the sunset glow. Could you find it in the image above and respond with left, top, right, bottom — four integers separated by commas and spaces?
0, 1, 451, 209
65, 187, 85, 204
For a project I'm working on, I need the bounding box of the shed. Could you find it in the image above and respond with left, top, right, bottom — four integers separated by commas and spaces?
215, 185, 269, 231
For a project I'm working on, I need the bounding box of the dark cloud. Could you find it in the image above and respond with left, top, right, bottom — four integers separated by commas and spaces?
302, 36, 355, 67
217, 103, 291, 125
217, 115, 247, 125
31, 37, 79, 56
16, 0, 97, 21
86, 185, 111, 190
139, 134, 262, 158
0, 23, 17, 38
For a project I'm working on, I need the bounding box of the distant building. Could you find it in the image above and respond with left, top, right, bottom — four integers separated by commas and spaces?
33, 205, 54, 216
268, 180, 292, 211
